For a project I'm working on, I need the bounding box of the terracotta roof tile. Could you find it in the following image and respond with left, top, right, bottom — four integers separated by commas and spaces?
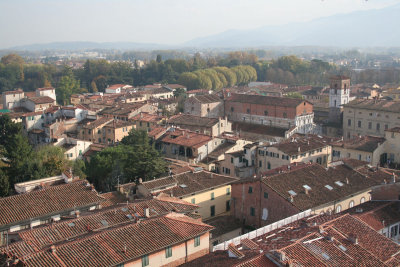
28, 96, 55, 104
8, 213, 213, 267
161, 128, 213, 148
0, 180, 104, 227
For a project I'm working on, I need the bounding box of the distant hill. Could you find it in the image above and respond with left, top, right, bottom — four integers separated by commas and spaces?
184, 4, 400, 48
8, 41, 171, 51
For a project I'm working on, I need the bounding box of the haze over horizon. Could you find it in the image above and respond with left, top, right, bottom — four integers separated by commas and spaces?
1, 0, 400, 49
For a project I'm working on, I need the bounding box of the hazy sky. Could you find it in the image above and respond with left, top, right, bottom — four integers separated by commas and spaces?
0, 0, 399, 48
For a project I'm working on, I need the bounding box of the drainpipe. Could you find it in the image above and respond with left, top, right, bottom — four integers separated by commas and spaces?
185, 240, 188, 263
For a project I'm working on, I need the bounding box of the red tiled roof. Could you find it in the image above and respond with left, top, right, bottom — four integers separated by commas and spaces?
168, 114, 219, 128
28, 96, 55, 104
331, 135, 385, 152
0, 180, 104, 227
3, 89, 24, 95
161, 128, 212, 148
147, 170, 238, 198
82, 117, 113, 129
8, 213, 213, 267
131, 112, 163, 122
260, 162, 390, 211
227, 93, 309, 108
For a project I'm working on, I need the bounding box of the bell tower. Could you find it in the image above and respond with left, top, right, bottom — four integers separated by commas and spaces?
329, 75, 350, 123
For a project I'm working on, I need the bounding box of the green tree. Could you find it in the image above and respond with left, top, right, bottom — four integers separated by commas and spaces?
6, 133, 34, 185
86, 129, 166, 192
91, 80, 98, 93
0, 115, 22, 152
0, 169, 9, 197
36, 146, 67, 177
56, 75, 81, 105
73, 159, 87, 179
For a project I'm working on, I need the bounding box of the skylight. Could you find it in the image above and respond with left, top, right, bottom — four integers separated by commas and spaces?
121, 207, 128, 212
303, 185, 312, 190
325, 185, 333, 190
322, 253, 331, 260
335, 181, 344, 187
288, 190, 297, 196
179, 184, 188, 188
126, 214, 133, 219
68, 222, 75, 227
101, 220, 108, 227
338, 245, 347, 252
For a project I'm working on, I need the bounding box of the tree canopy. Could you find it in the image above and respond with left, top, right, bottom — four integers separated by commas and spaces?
86, 129, 166, 192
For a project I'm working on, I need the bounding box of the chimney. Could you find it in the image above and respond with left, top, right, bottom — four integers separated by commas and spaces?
305, 188, 309, 195
348, 234, 358, 245
346, 178, 349, 184
298, 147, 301, 152
393, 173, 396, 183
138, 178, 143, 184
144, 208, 150, 218
50, 245, 56, 253
75, 210, 80, 218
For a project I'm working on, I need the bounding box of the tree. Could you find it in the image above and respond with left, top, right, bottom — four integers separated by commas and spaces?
6, 133, 34, 185
56, 75, 81, 105
0, 115, 22, 151
91, 80, 98, 93
86, 129, 166, 192
0, 169, 9, 197
72, 159, 87, 179
1, 54, 25, 65
178, 72, 201, 90
35, 146, 67, 178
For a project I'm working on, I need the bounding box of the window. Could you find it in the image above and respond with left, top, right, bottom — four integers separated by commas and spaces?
226, 200, 231, 211
211, 192, 215, 200
385, 124, 389, 130
336, 205, 342, 213
98, 129, 101, 134
264, 192, 268, 199
358, 121, 361, 128
246, 108, 250, 114
142, 255, 149, 267
194, 236, 201, 247
360, 197, 365, 204
264, 110, 268, 116
377, 123, 380, 132
390, 225, 399, 238
250, 207, 255, 216
259, 160, 262, 167
231, 157, 233, 163
368, 122, 372, 129
267, 162, 271, 170
349, 200, 354, 208
210, 205, 215, 217
165, 246, 172, 258
248, 186, 253, 194
348, 119, 351, 126
283, 112, 287, 118
226, 188, 230, 195
191, 198, 195, 204
231, 107, 234, 112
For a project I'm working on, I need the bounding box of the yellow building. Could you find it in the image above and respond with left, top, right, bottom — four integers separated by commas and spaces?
257, 134, 332, 173
130, 170, 238, 220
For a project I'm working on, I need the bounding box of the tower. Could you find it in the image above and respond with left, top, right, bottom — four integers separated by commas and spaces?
328, 75, 350, 123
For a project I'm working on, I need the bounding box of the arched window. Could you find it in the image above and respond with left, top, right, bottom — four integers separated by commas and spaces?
336, 205, 342, 213
360, 197, 365, 204
349, 200, 354, 208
